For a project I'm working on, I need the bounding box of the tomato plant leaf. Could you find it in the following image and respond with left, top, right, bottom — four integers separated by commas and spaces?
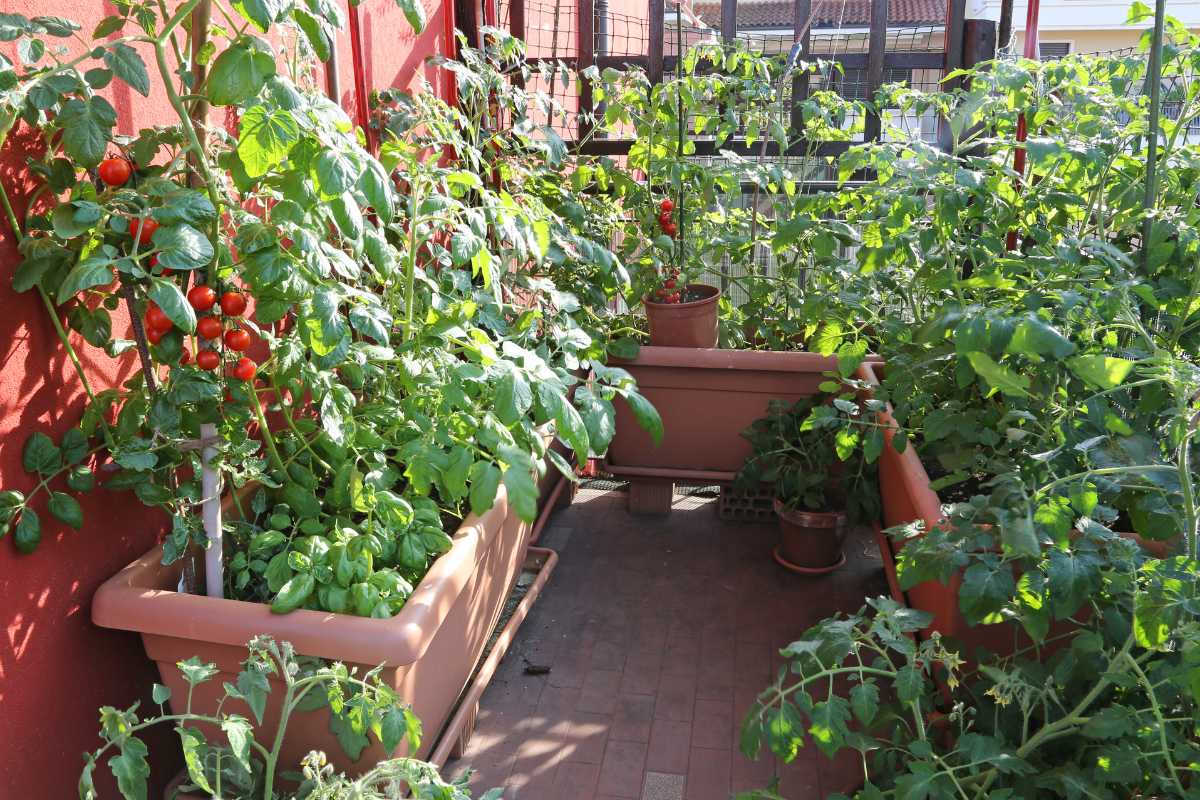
58, 96, 117, 167
14, 508, 40, 553
621, 389, 663, 446
499, 446, 538, 522
468, 460, 502, 517
237, 105, 300, 178
107, 738, 150, 800
147, 277, 197, 332
56, 256, 114, 303
233, 0, 286, 31
207, 36, 276, 106
964, 351, 1031, 397
175, 726, 213, 794
103, 42, 149, 96
48, 491, 83, 529
23, 431, 61, 475
1068, 355, 1135, 390
495, 370, 533, 426
393, 0, 427, 33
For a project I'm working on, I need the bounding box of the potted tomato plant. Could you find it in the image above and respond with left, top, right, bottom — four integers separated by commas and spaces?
737, 393, 881, 573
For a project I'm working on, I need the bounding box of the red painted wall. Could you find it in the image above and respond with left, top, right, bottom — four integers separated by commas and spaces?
0, 1, 448, 796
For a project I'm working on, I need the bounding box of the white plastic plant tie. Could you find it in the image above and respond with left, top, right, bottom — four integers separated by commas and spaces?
965, 0, 992, 21
201, 422, 223, 598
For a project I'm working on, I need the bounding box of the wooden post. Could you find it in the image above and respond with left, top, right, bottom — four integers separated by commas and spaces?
511, 0, 526, 86
721, 0, 737, 42
963, 18, 997, 76
790, 0, 812, 136
863, 0, 888, 142
998, 0, 1013, 53
579, 0, 595, 139
648, 0, 665, 84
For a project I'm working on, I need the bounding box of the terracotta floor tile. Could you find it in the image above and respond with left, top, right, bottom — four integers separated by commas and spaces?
690, 697, 733, 751
684, 747, 731, 800
458, 492, 887, 800
612, 694, 657, 743
646, 718, 692, 773
596, 740, 648, 798
654, 672, 696, 722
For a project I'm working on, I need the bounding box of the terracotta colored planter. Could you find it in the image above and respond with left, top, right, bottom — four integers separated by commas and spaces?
94, 483, 534, 778
774, 500, 847, 574
607, 348, 843, 480
644, 283, 720, 348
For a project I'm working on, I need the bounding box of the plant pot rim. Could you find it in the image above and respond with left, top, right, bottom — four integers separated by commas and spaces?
92, 484, 513, 668
614, 346, 847, 370
643, 282, 720, 308
774, 498, 847, 529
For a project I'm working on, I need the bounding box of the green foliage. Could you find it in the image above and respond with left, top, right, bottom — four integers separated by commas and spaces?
737, 390, 887, 524
81, 636, 488, 800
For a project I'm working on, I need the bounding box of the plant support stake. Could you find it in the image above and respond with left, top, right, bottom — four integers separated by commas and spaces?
1142, 0, 1166, 268
201, 423, 223, 598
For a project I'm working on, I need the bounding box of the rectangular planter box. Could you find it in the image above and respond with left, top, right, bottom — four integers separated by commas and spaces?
93, 483, 534, 778
606, 347, 844, 481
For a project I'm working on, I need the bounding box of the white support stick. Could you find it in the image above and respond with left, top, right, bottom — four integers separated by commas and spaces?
201, 422, 223, 598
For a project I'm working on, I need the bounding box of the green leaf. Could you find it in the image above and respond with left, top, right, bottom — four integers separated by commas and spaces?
1007, 317, 1075, 359
57, 256, 114, 302
895, 666, 923, 704
233, 0, 285, 31
314, 150, 358, 198
958, 561, 1015, 624
92, 15, 124, 38
33, 15, 80, 36
622, 390, 663, 446
103, 42, 149, 96
271, 572, 315, 613
538, 382, 589, 464
1081, 706, 1132, 739
496, 371, 533, 425
235, 669, 269, 723
152, 683, 171, 704
1047, 549, 1101, 620
849, 681, 879, 725
964, 351, 1030, 397
57, 96, 117, 167
108, 739, 150, 800
292, 8, 332, 62
807, 697, 851, 758
48, 491, 82, 529
237, 105, 300, 178
61, 427, 88, 465
394, 0, 427, 32
576, 388, 616, 455
221, 716, 253, 771
14, 509, 40, 553
146, 277, 197, 332
207, 36, 276, 106
1068, 355, 1135, 390
177, 657, 219, 686
500, 446, 538, 522
379, 706, 410, 755
468, 461, 502, 517
23, 431, 61, 474
176, 726, 213, 794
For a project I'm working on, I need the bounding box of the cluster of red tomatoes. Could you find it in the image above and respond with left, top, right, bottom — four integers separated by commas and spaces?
656, 197, 677, 238
652, 199, 684, 304
143, 286, 257, 381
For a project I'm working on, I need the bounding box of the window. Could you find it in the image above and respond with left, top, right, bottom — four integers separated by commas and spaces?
1039, 41, 1072, 60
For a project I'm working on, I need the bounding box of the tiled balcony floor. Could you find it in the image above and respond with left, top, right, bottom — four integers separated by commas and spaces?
446, 483, 889, 800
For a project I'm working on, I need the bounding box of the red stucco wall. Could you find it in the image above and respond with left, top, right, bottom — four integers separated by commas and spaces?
0, 1, 448, 796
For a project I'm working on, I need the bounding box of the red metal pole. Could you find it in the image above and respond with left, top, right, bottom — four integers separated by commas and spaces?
1006, 0, 1040, 251
348, 3, 374, 153
443, 0, 459, 106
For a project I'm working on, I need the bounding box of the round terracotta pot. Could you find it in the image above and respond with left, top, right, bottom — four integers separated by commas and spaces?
645, 283, 720, 348
773, 499, 847, 574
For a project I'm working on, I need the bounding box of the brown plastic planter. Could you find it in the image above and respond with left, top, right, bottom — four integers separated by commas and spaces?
774, 501, 848, 574
644, 283, 719, 347
94, 484, 534, 779
607, 348, 843, 481
161, 547, 561, 798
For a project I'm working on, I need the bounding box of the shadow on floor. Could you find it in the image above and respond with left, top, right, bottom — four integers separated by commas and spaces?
445, 485, 890, 800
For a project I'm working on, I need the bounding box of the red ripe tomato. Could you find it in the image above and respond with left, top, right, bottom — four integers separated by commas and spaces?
98, 157, 132, 187
196, 350, 220, 371
146, 304, 173, 334
233, 356, 257, 381
180, 346, 191, 365
664, 278, 677, 290
145, 325, 164, 344
133, 217, 158, 246
224, 328, 251, 351
197, 316, 223, 340
658, 212, 672, 227
187, 285, 217, 312
663, 222, 678, 238
219, 291, 247, 317
660, 198, 674, 213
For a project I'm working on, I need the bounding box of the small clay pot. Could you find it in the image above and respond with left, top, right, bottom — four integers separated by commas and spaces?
773, 499, 847, 574
645, 283, 720, 348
